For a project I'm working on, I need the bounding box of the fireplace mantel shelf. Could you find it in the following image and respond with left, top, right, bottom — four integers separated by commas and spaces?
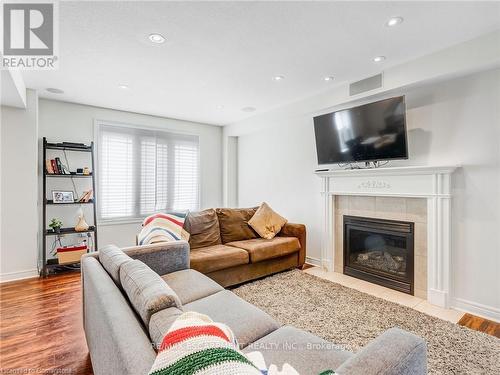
315, 165, 459, 309
315, 165, 459, 178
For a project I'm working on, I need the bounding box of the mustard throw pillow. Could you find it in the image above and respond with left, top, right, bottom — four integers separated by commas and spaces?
248, 202, 287, 239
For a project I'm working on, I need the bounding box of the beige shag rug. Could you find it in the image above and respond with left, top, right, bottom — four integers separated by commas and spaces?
232, 270, 500, 375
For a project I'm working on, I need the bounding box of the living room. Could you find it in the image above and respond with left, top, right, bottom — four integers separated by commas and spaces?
1, 1, 499, 374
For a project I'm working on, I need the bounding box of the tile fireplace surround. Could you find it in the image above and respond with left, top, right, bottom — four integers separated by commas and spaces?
315, 166, 458, 308
335, 196, 427, 298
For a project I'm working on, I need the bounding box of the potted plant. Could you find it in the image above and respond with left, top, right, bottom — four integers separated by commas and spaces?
49, 218, 63, 233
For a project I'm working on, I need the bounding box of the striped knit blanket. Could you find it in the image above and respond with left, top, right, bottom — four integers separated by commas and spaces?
138, 212, 190, 246
148, 312, 262, 375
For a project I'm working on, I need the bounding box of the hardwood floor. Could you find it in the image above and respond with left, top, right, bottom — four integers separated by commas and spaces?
1, 272, 499, 374
0, 272, 93, 374
458, 313, 500, 339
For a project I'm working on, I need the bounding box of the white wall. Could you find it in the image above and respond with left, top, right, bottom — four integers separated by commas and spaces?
232, 68, 500, 320
0, 90, 39, 281
38, 99, 223, 248
1, 69, 27, 108
222, 135, 238, 207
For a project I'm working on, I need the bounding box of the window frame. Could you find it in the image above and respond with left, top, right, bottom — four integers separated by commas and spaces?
94, 119, 201, 225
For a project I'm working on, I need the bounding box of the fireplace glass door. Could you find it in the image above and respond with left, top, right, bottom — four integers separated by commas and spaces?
344, 216, 414, 294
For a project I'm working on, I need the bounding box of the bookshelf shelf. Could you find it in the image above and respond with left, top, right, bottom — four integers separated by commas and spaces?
45, 226, 96, 236
45, 142, 92, 152
46, 258, 83, 268
46, 199, 94, 205
45, 173, 93, 178
42, 137, 98, 277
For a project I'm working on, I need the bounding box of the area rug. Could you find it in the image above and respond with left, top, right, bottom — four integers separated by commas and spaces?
232, 270, 500, 374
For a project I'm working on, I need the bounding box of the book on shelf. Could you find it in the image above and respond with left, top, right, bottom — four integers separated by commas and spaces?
45, 158, 72, 174
55, 157, 71, 174
50, 159, 59, 174
77, 189, 93, 202
45, 160, 54, 174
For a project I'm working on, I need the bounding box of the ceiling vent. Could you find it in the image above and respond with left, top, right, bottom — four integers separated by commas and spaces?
349, 73, 383, 96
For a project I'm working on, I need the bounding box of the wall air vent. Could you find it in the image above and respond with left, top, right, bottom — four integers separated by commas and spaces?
349, 73, 383, 96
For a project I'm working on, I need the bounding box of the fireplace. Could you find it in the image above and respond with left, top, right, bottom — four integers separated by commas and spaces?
344, 216, 414, 294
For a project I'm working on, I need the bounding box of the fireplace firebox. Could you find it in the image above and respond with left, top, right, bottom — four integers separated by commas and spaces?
343, 216, 414, 294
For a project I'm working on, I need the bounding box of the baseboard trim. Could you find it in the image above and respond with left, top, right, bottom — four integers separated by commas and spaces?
305, 256, 321, 267
451, 297, 500, 323
0, 269, 39, 283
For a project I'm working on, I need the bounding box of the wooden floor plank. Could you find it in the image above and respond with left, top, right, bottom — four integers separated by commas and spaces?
458, 313, 500, 338
0, 272, 93, 374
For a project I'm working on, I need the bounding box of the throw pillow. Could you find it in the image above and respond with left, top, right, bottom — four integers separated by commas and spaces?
138, 211, 189, 245
148, 311, 263, 375
216, 207, 259, 243
183, 208, 222, 249
120, 260, 182, 326
248, 202, 288, 240
98, 244, 132, 286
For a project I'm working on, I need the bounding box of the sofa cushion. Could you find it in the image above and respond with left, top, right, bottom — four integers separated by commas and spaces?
216, 207, 259, 243
334, 327, 426, 375
184, 290, 280, 348
98, 244, 132, 286
120, 260, 182, 326
148, 306, 184, 349
184, 208, 221, 249
190, 244, 249, 273
161, 269, 224, 304
248, 202, 288, 240
243, 326, 353, 374
227, 237, 300, 263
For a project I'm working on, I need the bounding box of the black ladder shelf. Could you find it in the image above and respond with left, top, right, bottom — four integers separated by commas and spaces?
41, 137, 98, 276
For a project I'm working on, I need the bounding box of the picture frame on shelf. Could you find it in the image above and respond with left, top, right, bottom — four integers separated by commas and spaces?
52, 190, 74, 203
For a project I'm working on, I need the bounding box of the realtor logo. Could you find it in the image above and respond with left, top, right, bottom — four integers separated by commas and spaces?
1, 2, 58, 69
3, 3, 53, 55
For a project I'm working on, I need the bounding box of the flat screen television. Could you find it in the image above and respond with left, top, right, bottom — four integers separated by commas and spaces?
313, 96, 408, 165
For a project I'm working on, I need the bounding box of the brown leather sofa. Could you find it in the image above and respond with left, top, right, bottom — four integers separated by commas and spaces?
183, 207, 306, 287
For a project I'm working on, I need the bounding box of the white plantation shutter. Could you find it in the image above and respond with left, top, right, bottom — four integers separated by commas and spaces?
155, 140, 170, 211
173, 142, 199, 210
99, 129, 135, 219
140, 135, 156, 215
97, 123, 199, 221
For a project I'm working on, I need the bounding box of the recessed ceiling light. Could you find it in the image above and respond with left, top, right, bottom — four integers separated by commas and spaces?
386, 17, 404, 27
273, 75, 284, 81
324, 76, 334, 81
241, 106, 256, 112
118, 84, 129, 89
46, 88, 64, 94
373, 56, 386, 63
216, 105, 224, 109
148, 33, 165, 44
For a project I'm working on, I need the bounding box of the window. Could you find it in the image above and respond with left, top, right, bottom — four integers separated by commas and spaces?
96, 122, 199, 221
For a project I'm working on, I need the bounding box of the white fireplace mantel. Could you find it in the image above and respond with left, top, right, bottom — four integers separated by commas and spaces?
315, 165, 459, 308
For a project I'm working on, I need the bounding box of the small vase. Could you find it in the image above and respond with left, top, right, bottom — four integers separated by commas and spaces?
54, 227, 61, 234
75, 215, 89, 232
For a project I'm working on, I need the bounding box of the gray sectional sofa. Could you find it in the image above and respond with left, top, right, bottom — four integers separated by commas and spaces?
81, 241, 427, 375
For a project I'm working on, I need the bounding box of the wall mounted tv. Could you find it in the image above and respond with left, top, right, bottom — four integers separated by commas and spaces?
313, 96, 408, 165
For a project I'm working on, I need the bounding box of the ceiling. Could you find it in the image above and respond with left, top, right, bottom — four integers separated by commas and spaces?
22, 1, 500, 126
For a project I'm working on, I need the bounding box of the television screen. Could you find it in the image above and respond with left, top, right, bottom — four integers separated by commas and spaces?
313, 96, 408, 165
